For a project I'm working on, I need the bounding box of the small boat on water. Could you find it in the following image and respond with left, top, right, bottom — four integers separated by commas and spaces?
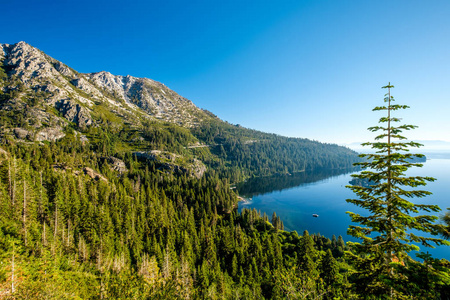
312, 214, 319, 218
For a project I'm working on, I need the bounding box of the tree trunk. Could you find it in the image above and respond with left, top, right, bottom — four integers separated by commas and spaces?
54, 204, 58, 239
43, 221, 46, 247
39, 172, 43, 222
11, 243, 15, 294
12, 157, 16, 206
23, 179, 27, 246
67, 219, 71, 247
8, 159, 12, 201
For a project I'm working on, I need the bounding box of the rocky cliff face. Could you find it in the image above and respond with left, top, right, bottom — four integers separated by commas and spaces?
0, 41, 98, 106
55, 99, 93, 128
85, 71, 203, 126
133, 150, 206, 179
0, 41, 209, 140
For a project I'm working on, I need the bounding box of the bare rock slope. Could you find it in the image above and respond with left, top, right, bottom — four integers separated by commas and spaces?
0, 41, 209, 140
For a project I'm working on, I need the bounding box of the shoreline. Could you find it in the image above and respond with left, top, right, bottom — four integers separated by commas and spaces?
237, 195, 252, 203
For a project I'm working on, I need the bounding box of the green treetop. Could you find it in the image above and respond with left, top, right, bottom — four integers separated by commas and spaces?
345, 83, 450, 298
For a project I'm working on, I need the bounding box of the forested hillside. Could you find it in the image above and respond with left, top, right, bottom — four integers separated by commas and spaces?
0, 41, 359, 183
0, 140, 354, 299
0, 139, 448, 299
192, 119, 358, 181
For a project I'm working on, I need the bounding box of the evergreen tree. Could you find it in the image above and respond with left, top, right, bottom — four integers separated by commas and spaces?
346, 83, 450, 298
297, 230, 318, 277
442, 208, 450, 239
320, 249, 342, 299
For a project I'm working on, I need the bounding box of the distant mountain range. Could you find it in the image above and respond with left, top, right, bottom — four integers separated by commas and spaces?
346, 140, 450, 159
347, 140, 450, 150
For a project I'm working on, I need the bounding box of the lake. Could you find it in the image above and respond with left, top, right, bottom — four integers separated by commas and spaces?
237, 158, 450, 260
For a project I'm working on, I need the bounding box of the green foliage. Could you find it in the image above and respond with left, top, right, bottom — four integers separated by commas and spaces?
192, 119, 359, 181
0, 59, 7, 82
442, 208, 450, 239
345, 83, 450, 298
0, 140, 356, 299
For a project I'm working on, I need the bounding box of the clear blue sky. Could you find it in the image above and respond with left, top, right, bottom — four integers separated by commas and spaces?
2, 0, 450, 144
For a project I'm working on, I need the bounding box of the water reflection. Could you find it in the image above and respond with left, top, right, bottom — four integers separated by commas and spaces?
236, 167, 355, 197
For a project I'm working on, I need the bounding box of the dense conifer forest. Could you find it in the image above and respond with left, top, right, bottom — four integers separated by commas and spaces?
0, 122, 449, 299
0, 118, 359, 299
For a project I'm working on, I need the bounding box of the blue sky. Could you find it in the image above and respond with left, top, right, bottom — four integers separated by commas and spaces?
2, 0, 450, 144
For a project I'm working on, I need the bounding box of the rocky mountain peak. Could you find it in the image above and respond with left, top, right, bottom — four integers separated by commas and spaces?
1, 41, 97, 106
0, 41, 210, 141
2, 41, 60, 84
85, 71, 202, 125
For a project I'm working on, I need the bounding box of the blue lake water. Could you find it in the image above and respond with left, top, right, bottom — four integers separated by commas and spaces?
238, 158, 450, 260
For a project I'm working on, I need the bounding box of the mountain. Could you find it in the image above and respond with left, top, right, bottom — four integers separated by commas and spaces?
0, 41, 359, 180
0, 41, 208, 132
347, 140, 450, 151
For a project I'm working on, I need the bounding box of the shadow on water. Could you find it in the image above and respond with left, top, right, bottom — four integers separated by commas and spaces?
236, 167, 356, 197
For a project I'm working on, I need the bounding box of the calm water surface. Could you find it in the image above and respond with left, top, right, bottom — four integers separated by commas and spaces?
238, 159, 450, 260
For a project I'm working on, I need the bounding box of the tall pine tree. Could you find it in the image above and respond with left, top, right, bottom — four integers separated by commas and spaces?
345, 83, 449, 298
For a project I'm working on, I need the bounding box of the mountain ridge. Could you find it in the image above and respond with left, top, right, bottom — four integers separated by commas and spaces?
0, 41, 209, 130
0, 41, 359, 180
